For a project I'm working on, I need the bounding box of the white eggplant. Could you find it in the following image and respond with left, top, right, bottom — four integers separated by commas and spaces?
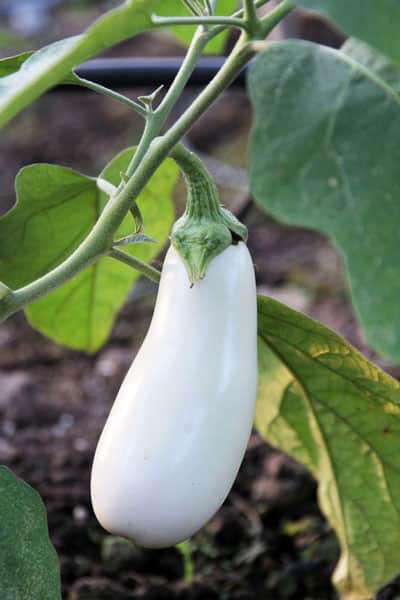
90, 241, 258, 548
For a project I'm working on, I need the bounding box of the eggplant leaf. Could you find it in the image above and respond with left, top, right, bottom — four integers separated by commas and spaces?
0, 0, 161, 128
294, 0, 400, 63
256, 294, 400, 599
0, 149, 177, 352
249, 40, 400, 363
0, 466, 61, 600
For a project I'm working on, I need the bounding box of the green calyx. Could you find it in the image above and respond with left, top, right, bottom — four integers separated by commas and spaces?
170, 145, 247, 283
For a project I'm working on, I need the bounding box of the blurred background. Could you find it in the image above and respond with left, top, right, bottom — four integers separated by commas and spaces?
1, 2, 398, 599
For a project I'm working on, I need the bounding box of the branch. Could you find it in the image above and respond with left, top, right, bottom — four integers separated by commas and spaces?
74, 77, 147, 117
242, 0, 260, 34
124, 26, 209, 180
151, 14, 249, 32
260, 0, 294, 37
0, 0, 293, 324
109, 248, 161, 283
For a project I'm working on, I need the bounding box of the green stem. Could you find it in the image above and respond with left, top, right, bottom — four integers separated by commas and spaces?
152, 15, 249, 32
109, 249, 161, 283
243, 0, 260, 34
204, 0, 213, 15
176, 541, 194, 584
124, 26, 209, 179
170, 144, 247, 282
183, 0, 204, 15
0, 0, 293, 323
260, 0, 294, 36
74, 77, 147, 117
207, 0, 273, 38
181, 0, 201, 16
124, 117, 160, 179
163, 32, 255, 147
170, 145, 221, 219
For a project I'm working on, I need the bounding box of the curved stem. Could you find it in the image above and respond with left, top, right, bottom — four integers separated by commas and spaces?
169, 144, 247, 282
162, 32, 255, 148
260, 0, 294, 36
152, 15, 249, 32
0, 0, 294, 323
74, 77, 147, 117
124, 26, 209, 179
170, 144, 221, 219
109, 249, 161, 283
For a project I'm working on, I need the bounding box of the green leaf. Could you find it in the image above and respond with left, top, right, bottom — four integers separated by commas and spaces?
0, 52, 33, 77
293, 0, 400, 63
0, 150, 177, 352
0, 164, 96, 290
0, 0, 239, 116
343, 38, 400, 94
256, 294, 400, 600
248, 40, 400, 363
157, 0, 238, 54
0, 466, 61, 600
113, 232, 157, 246
0, 0, 161, 128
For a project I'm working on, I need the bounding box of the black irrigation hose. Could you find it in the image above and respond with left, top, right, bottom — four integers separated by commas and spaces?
58, 57, 247, 90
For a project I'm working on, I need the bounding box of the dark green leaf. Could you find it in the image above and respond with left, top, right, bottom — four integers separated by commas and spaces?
0, 150, 177, 352
0, 0, 161, 128
157, 0, 238, 54
248, 40, 400, 363
0, 466, 61, 600
294, 0, 400, 63
343, 38, 400, 94
256, 294, 400, 599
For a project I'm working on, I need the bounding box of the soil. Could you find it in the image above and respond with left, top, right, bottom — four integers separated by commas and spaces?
1, 4, 400, 600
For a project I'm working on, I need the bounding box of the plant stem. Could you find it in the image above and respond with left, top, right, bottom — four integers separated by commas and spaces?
0, 0, 294, 323
181, 0, 202, 16
243, 0, 260, 34
109, 249, 161, 283
124, 26, 209, 179
260, 0, 294, 36
176, 541, 194, 583
0, 34, 253, 323
161, 32, 255, 148
201, 0, 273, 41
73, 77, 147, 117
152, 15, 249, 31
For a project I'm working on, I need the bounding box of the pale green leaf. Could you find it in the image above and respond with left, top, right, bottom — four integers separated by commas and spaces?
0, 0, 161, 128
0, 52, 33, 77
0, 164, 96, 290
294, 0, 400, 63
0, 466, 61, 600
158, 0, 238, 54
0, 150, 177, 352
256, 294, 400, 600
343, 38, 400, 94
248, 40, 400, 363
